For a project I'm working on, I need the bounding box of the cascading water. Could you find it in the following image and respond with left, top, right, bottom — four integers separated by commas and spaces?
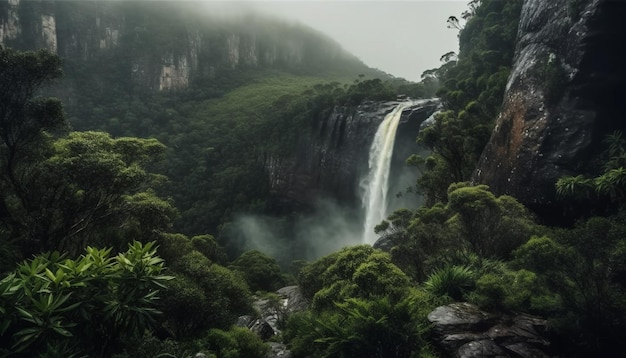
360, 100, 420, 244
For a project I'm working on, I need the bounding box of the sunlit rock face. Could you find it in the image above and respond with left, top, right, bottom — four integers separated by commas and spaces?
267, 100, 440, 211
0, 0, 355, 91
473, 0, 626, 220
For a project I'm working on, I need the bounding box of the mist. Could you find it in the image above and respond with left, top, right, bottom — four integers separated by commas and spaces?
192, 0, 468, 82
225, 197, 364, 267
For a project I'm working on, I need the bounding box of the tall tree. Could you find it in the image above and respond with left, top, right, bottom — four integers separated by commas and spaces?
0, 48, 66, 259
0, 48, 175, 261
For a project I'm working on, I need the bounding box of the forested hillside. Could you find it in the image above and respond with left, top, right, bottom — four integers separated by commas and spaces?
1, 0, 625, 357
0, 0, 433, 238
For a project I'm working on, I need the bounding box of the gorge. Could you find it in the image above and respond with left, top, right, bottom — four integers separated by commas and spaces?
361, 99, 438, 244
0, 0, 441, 259
2, 0, 626, 357
236, 99, 440, 261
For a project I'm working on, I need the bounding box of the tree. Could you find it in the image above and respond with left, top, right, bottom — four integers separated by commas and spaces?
447, 184, 536, 258
8, 131, 173, 256
0, 48, 175, 259
297, 245, 412, 311
156, 236, 253, 337
513, 216, 626, 356
0, 48, 66, 256
230, 250, 286, 292
413, 0, 523, 205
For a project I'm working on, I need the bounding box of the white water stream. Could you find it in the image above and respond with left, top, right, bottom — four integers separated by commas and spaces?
360, 101, 419, 244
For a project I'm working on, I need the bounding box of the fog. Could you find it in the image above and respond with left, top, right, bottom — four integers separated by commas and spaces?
164, 1, 468, 261
226, 198, 364, 266
196, 0, 469, 82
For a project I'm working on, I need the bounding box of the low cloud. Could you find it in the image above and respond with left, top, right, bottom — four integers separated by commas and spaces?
226, 197, 364, 267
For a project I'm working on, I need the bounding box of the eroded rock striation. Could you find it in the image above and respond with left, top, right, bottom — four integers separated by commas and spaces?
428, 303, 551, 358
0, 0, 360, 91
473, 0, 626, 220
267, 99, 440, 210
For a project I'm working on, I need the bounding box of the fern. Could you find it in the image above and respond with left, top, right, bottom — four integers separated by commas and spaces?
424, 265, 475, 301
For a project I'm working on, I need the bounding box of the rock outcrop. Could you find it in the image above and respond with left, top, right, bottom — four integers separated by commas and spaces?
237, 286, 308, 358
428, 303, 551, 358
473, 0, 626, 220
0, 0, 362, 91
238, 286, 309, 339
267, 99, 440, 210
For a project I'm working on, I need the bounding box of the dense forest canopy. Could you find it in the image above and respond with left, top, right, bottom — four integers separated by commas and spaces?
16, 0, 435, 239
1, 0, 625, 357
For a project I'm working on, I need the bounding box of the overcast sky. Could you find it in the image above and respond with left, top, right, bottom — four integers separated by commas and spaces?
212, 1, 469, 82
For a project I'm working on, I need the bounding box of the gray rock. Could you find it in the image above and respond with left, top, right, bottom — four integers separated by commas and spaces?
456, 340, 507, 358
441, 332, 487, 352
236, 315, 255, 328
474, 0, 626, 221
267, 99, 440, 210
428, 302, 498, 335
428, 303, 551, 357
246, 286, 309, 341
276, 285, 308, 313
249, 318, 275, 341
502, 342, 550, 358
267, 342, 293, 358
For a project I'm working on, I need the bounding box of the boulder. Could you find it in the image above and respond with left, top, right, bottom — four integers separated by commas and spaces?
276, 285, 309, 313
267, 342, 293, 358
248, 319, 275, 341
428, 303, 551, 358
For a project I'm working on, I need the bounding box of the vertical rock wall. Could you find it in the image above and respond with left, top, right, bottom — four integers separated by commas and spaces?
0, 0, 357, 91
473, 0, 626, 218
267, 100, 440, 211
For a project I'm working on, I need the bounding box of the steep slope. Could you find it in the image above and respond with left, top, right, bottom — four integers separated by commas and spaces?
473, 0, 626, 221
0, 0, 371, 88
1, 0, 413, 237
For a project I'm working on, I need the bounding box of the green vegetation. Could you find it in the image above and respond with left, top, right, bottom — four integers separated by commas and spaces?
230, 250, 287, 292
410, 0, 523, 204
0, 47, 262, 357
2, 0, 625, 356
285, 246, 436, 358
0, 241, 171, 357
557, 131, 626, 207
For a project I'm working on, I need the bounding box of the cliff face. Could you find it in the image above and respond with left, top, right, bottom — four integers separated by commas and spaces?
0, 0, 362, 91
267, 100, 440, 210
473, 0, 626, 216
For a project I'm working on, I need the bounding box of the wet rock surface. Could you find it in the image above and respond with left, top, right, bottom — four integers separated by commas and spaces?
267, 99, 440, 211
428, 303, 551, 358
473, 0, 626, 221
237, 286, 309, 357
239, 285, 309, 338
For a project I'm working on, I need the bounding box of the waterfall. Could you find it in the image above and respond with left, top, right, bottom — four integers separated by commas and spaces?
360, 100, 418, 244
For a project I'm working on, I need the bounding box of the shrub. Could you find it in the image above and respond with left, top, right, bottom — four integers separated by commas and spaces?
424, 265, 475, 301
204, 326, 268, 358
285, 290, 435, 358
298, 246, 412, 311
469, 268, 543, 312
0, 241, 171, 358
165, 251, 252, 331
229, 250, 285, 292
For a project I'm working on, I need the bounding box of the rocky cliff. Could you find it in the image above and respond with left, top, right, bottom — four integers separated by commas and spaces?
267, 99, 440, 210
473, 0, 626, 220
0, 0, 364, 91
